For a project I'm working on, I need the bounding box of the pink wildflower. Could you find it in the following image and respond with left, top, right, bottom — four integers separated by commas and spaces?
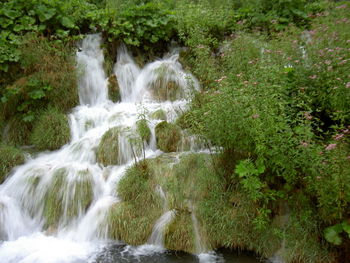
304, 112, 313, 120
236, 73, 243, 77
336, 4, 348, 9
334, 134, 344, 140
301, 141, 309, 147
325, 143, 337, 150
252, 114, 260, 119
309, 75, 317, 79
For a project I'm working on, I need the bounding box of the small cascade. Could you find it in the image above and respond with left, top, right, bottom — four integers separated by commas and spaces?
77, 34, 108, 106
0, 33, 203, 263
191, 208, 206, 254
147, 210, 175, 246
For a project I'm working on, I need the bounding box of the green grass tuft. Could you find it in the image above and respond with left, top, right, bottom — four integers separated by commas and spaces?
108, 161, 163, 244
107, 74, 121, 102
150, 109, 167, 121
155, 121, 181, 152
0, 144, 25, 183
30, 109, 70, 151
96, 127, 120, 166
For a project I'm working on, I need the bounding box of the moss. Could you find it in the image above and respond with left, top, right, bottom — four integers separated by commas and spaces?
150, 109, 167, 121
155, 121, 181, 152
136, 119, 151, 143
3, 115, 32, 146
164, 210, 195, 253
108, 161, 163, 244
43, 168, 66, 228
30, 109, 70, 151
0, 145, 25, 183
43, 167, 93, 229
96, 127, 120, 166
107, 74, 121, 102
150, 64, 181, 101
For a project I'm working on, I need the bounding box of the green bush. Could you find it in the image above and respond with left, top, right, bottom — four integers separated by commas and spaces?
30, 109, 70, 151
0, 144, 25, 183
1, 34, 78, 124
136, 119, 151, 143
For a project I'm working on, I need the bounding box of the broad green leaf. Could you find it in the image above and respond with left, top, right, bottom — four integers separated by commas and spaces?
3, 9, 21, 19
324, 225, 343, 245
29, 89, 45, 100
341, 221, 350, 237
61, 17, 75, 28
35, 5, 56, 22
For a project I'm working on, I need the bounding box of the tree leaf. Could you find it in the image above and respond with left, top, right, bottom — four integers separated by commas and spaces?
61, 17, 75, 29
324, 225, 343, 245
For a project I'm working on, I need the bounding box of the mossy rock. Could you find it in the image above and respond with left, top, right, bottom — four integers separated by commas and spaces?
43, 167, 93, 228
155, 121, 181, 152
30, 109, 70, 151
96, 127, 120, 166
164, 210, 195, 253
150, 109, 167, 121
150, 65, 181, 101
108, 161, 163, 244
108, 74, 121, 102
3, 116, 32, 146
136, 119, 151, 143
0, 145, 25, 183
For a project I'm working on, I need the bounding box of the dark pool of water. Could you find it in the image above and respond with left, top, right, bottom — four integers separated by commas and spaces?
92, 243, 264, 263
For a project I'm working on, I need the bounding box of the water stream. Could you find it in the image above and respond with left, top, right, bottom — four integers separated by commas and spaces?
0, 34, 262, 263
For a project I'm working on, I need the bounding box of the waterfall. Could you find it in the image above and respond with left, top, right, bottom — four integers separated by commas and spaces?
0, 34, 202, 263
147, 210, 175, 246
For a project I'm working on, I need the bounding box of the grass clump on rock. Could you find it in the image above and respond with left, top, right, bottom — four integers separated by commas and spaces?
155, 121, 181, 152
150, 64, 181, 101
107, 161, 163, 244
107, 74, 121, 102
0, 145, 25, 183
150, 109, 167, 121
96, 127, 120, 166
30, 109, 70, 151
164, 210, 195, 253
3, 116, 33, 146
43, 167, 93, 229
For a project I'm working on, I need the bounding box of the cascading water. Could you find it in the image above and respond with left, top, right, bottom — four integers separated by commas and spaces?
0, 33, 220, 263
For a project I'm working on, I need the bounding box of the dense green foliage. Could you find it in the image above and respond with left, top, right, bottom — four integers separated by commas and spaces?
0, 0, 349, 261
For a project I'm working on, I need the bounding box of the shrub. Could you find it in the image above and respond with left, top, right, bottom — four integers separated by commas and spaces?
30, 109, 70, 151
136, 119, 151, 144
